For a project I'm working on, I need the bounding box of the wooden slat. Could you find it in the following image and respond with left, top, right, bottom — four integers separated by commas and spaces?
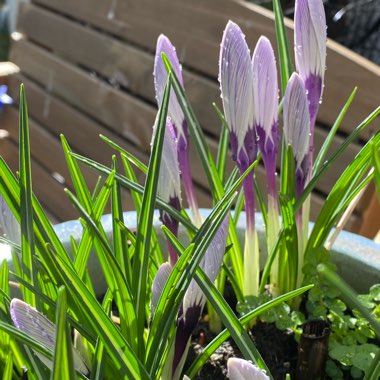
6, 75, 212, 210
9, 29, 362, 198
31, 0, 380, 138
0, 137, 78, 221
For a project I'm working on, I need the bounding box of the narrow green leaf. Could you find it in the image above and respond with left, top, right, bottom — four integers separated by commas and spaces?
100, 134, 148, 174
296, 106, 380, 211
18, 84, 36, 307
70, 153, 196, 233
213, 103, 230, 184
44, 246, 149, 379
132, 73, 171, 360
51, 286, 76, 380
61, 135, 93, 213
272, 0, 293, 95
89, 290, 113, 380
313, 87, 357, 174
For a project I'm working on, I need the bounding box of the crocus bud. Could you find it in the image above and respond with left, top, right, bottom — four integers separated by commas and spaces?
172, 217, 229, 379
156, 118, 182, 265
294, 0, 326, 127
154, 34, 188, 152
227, 357, 270, 380
10, 299, 89, 375
219, 21, 256, 171
151, 262, 172, 315
283, 72, 311, 196
252, 36, 279, 195
154, 35, 200, 225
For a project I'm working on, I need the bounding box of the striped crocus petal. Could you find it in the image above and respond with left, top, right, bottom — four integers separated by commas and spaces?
227, 358, 270, 380
172, 217, 229, 377
283, 73, 311, 195
252, 36, 279, 193
154, 34, 188, 150
294, 0, 326, 126
157, 119, 182, 264
10, 299, 89, 375
219, 21, 256, 170
151, 262, 172, 315
157, 119, 182, 212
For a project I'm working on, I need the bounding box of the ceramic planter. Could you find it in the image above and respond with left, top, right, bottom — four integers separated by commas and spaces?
1, 209, 379, 296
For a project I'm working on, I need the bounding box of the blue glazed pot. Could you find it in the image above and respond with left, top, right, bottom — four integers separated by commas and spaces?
1, 209, 379, 296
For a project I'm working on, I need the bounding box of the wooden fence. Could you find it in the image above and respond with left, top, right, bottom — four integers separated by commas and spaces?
0, 0, 379, 235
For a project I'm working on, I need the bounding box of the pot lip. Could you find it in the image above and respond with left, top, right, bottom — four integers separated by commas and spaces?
53, 208, 380, 254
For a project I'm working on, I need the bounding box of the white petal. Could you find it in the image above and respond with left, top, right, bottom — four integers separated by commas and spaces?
294, 0, 326, 81
283, 73, 310, 169
151, 262, 172, 314
219, 21, 254, 153
228, 358, 270, 380
157, 119, 182, 205
252, 36, 278, 137
10, 299, 89, 374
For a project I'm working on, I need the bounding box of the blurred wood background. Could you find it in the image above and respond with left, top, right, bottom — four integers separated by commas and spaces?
0, 0, 379, 236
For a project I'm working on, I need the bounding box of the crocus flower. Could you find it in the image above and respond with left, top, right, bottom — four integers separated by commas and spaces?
251, 36, 281, 295
283, 72, 311, 199
152, 218, 229, 380
156, 118, 182, 265
294, 0, 326, 132
154, 35, 201, 226
252, 36, 279, 200
10, 299, 89, 375
227, 358, 270, 380
219, 21, 259, 297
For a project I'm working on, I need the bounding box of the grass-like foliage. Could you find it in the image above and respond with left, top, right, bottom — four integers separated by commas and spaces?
0, 0, 379, 379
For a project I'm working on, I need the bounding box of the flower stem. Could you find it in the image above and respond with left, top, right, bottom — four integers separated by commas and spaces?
241, 172, 259, 297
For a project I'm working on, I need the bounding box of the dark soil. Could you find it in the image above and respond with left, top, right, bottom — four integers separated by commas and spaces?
184, 319, 298, 380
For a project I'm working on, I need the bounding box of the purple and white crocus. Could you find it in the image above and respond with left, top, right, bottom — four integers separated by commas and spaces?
219, 21, 259, 297
283, 73, 311, 201
252, 36, 281, 295
227, 358, 270, 380
154, 35, 202, 227
294, 0, 326, 150
151, 218, 229, 380
283, 72, 311, 287
10, 298, 89, 375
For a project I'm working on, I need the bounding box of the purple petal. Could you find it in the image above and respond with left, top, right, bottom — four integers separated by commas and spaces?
294, 0, 326, 122
10, 299, 89, 374
154, 35, 188, 146
219, 21, 255, 163
227, 358, 270, 380
151, 262, 172, 315
283, 73, 310, 174
294, 0, 326, 81
252, 36, 279, 154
